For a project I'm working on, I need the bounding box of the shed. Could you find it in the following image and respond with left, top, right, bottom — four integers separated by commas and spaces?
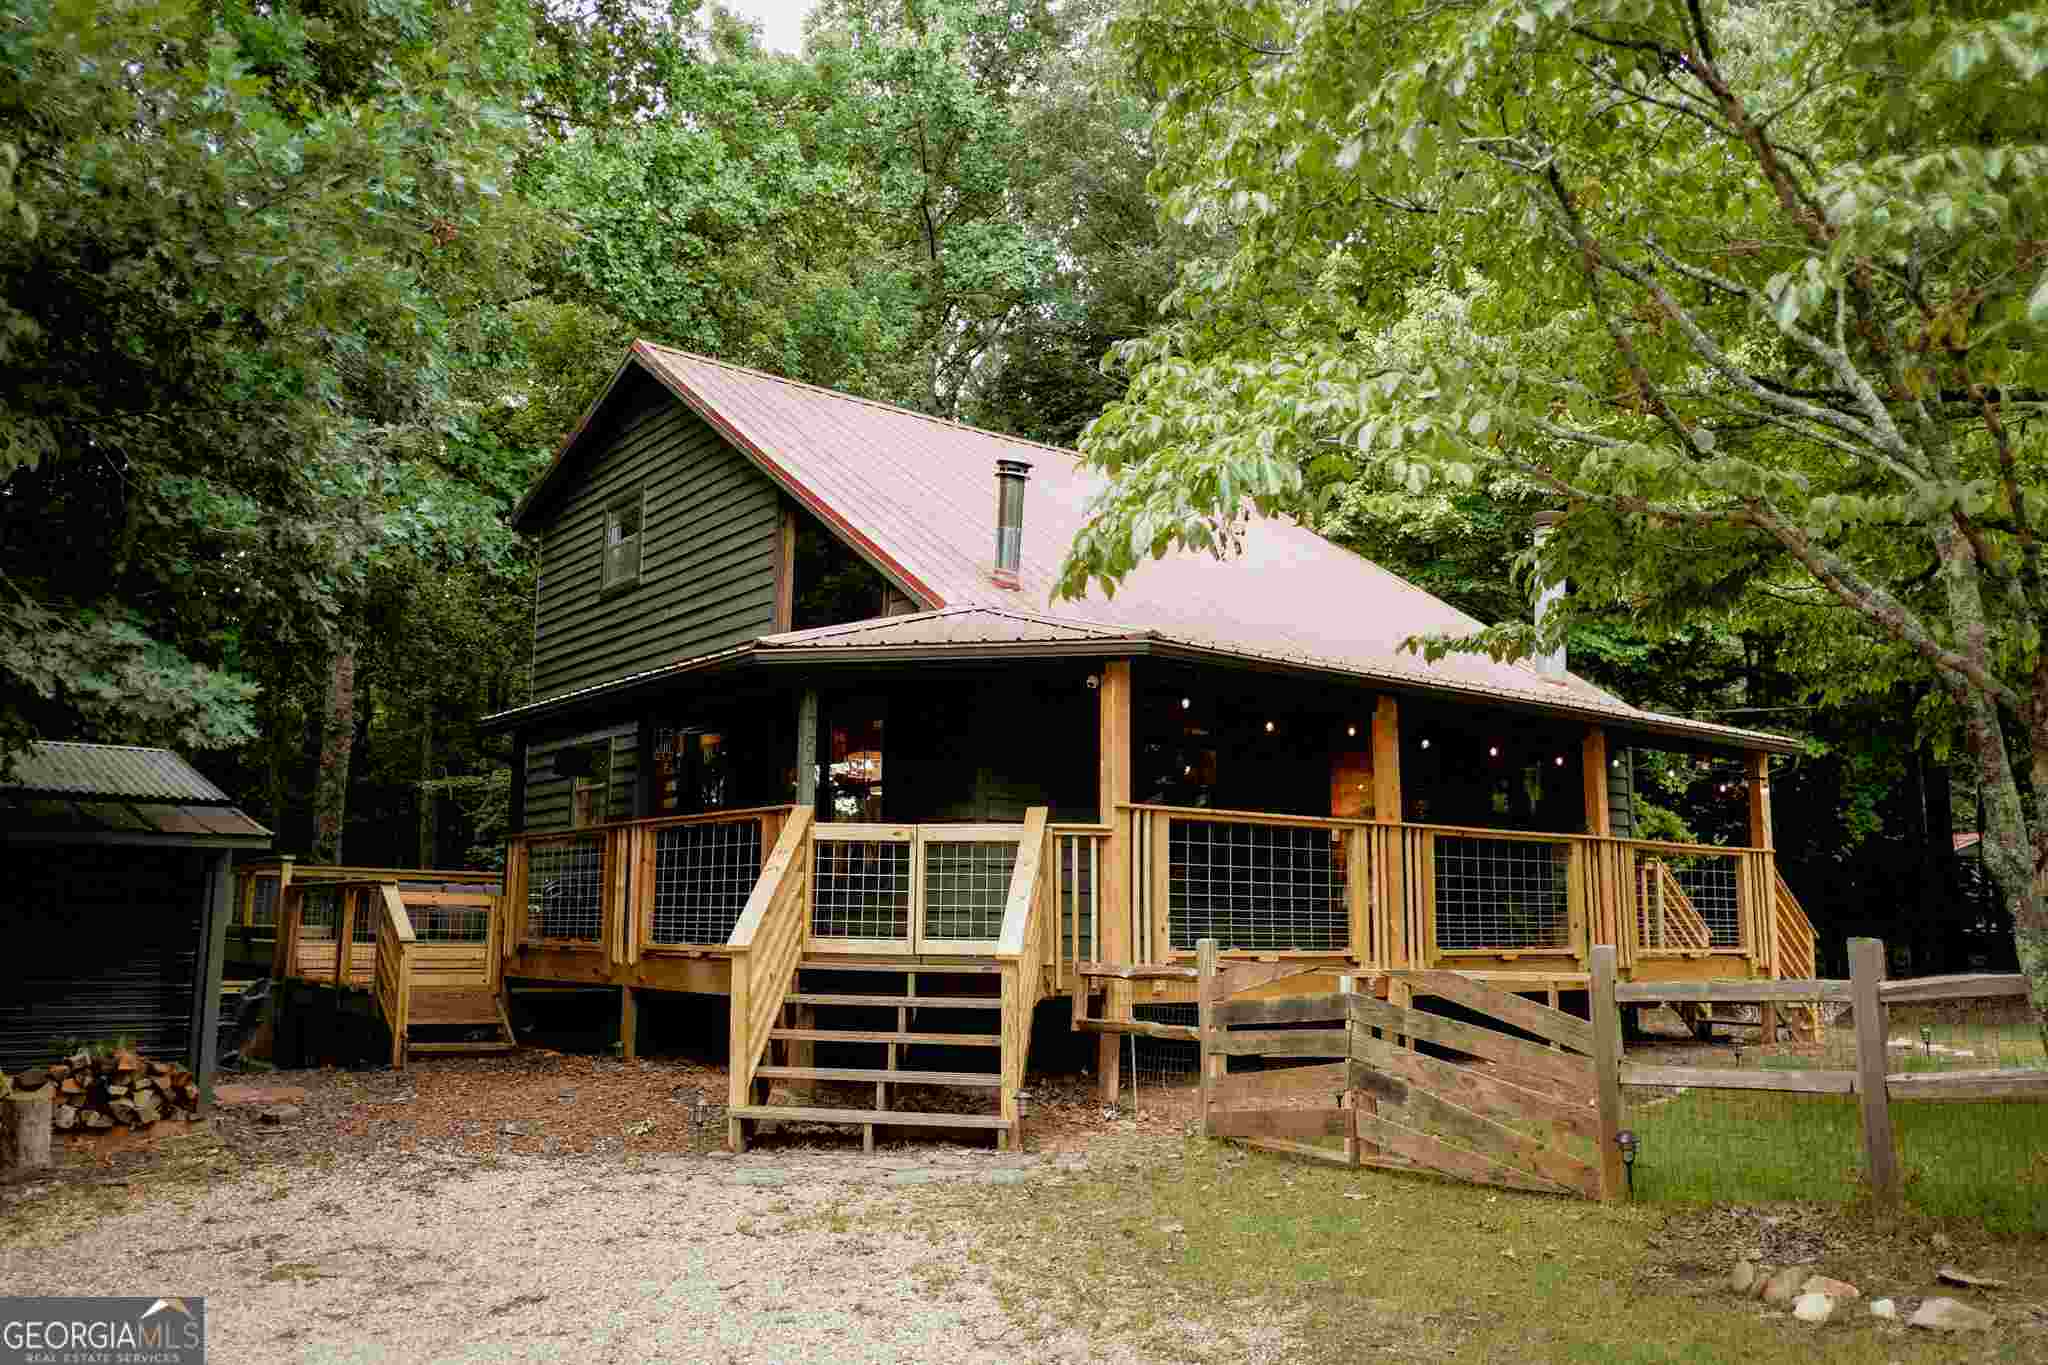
0, 742, 272, 1096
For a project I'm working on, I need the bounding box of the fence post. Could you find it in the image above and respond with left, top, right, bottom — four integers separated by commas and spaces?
1849, 936, 1898, 1203
1589, 944, 1626, 1202
1196, 938, 1218, 1139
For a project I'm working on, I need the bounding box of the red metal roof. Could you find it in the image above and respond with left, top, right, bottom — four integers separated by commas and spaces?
500, 346, 1797, 753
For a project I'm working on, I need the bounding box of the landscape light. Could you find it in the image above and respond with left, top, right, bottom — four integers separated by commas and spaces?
1616, 1130, 1639, 1197
1920, 1025, 1933, 1057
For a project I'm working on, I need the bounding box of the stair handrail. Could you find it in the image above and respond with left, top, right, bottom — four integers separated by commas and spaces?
1772, 868, 1818, 979
995, 807, 1051, 1142
725, 806, 814, 1150
371, 882, 416, 1068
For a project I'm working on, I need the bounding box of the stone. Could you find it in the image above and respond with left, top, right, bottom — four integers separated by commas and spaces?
980, 1169, 1029, 1186
1728, 1261, 1759, 1295
1908, 1297, 1993, 1332
733, 1169, 787, 1187
886, 1169, 940, 1186
499, 1121, 531, 1137
1760, 1264, 1814, 1306
1937, 1266, 2009, 1290
1792, 1293, 1835, 1324
256, 1105, 301, 1125
1802, 1275, 1860, 1302
1869, 1299, 1897, 1320
14, 1069, 47, 1092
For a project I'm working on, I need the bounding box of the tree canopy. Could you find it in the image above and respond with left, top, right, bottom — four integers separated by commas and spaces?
1058, 0, 2048, 1016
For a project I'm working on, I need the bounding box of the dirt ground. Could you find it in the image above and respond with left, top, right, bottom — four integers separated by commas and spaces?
0, 1054, 1221, 1364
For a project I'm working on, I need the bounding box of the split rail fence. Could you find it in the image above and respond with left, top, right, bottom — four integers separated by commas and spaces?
1600, 937, 2046, 1204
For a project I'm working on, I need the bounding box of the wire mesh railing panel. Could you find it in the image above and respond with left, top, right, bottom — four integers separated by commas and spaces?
407, 901, 491, 943
1668, 857, 1741, 947
525, 835, 604, 942
922, 839, 1015, 942
353, 894, 379, 943
1059, 834, 1098, 964
650, 819, 763, 945
1166, 819, 1348, 953
1126, 1002, 1202, 1124
811, 838, 912, 940
250, 876, 280, 927
298, 885, 338, 942
1432, 835, 1571, 950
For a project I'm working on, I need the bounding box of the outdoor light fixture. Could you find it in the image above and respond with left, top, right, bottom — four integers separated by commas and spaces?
1921, 1025, 1933, 1057
1616, 1130, 1639, 1197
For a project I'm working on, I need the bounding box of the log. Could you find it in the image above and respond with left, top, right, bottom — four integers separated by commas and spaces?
2, 1092, 53, 1172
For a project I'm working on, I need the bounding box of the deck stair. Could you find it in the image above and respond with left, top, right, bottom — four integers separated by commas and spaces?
730, 957, 1013, 1150
402, 984, 518, 1056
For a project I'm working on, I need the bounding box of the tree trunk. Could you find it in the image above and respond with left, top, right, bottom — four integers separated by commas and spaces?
1961, 695, 2048, 1049
312, 638, 357, 865
418, 708, 435, 868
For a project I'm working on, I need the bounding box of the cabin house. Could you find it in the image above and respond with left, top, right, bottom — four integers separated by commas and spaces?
259, 341, 1819, 1151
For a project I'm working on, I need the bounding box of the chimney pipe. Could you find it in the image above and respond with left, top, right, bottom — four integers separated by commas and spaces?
993, 458, 1031, 589
1531, 510, 1566, 677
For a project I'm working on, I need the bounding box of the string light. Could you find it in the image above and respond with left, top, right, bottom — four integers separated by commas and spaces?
1181, 697, 1191, 710
1264, 720, 1275, 733
1347, 724, 1358, 737
1488, 744, 1500, 758
1420, 737, 1432, 750
1554, 755, 1566, 767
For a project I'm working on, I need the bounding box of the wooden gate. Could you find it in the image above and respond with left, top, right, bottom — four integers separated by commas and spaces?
1197, 943, 1605, 1199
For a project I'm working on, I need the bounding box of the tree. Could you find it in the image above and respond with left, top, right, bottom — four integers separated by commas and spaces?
0, 0, 553, 849
1059, 0, 2048, 1026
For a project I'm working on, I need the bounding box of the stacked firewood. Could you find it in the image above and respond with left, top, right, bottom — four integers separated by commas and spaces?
9, 1050, 202, 1134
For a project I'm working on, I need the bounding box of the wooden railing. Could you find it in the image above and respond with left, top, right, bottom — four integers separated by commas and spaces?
502, 806, 793, 962
370, 883, 415, 1068
996, 808, 1052, 1135
1120, 804, 1807, 977
270, 867, 503, 985
1772, 869, 1819, 979
1634, 858, 1716, 951
1049, 823, 1109, 993
726, 807, 814, 1150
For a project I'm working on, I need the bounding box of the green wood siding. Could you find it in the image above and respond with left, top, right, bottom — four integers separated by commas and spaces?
531, 393, 781, 702
524, 723, 640, 835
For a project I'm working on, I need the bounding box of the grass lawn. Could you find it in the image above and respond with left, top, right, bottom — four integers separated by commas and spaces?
907, 1137, 2048, 1364
1627, 1090, 2048, 1233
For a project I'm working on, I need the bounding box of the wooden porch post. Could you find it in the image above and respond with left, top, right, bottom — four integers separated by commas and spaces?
795, 689, 819, 809
1748, 750, 1778, 1036
1581, 727, 1611, 836
1371, 695, 1412, 1014
1097, 660, 1133, 1106
1581, 727, 1612, 969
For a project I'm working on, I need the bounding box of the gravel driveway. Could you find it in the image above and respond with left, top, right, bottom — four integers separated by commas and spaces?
1, 1142, 1184, 1363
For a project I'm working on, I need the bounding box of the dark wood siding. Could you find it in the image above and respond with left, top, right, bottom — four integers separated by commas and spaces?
524, 722, 640, 835
531, 389, 781, 702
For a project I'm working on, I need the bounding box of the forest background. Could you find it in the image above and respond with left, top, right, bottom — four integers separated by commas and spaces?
1, 0, 2031, 978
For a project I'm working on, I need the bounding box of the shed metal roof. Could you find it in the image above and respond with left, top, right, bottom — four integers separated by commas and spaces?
4, 742, 234, 802
498, 345, 1801, 755
1, 742, 272, 846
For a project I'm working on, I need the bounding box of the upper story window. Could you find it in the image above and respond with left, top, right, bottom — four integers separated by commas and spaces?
603, 491, 644, 592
